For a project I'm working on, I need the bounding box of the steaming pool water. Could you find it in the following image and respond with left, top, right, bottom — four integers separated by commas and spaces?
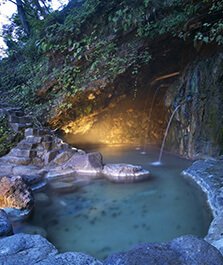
27, 145, 212, 259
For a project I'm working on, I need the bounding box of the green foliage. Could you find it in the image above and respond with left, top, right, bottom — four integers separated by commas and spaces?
57, 65, 80, 92
192, 20, 223, 46
1, 0, 223, 122
108, 6, 137, 33
0, 115, 21, 156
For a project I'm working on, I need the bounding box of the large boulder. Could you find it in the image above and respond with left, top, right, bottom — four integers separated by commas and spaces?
62, 152, 103, 176
104, 235, 223, 265
206, 215, 223, 255
0, 176, 33, 210
12, 165, 46, 191
102, 164, 150, 183
0, 210, 13, 237
0, 233, 57, 265
37, 252, 102, 265
51, 151, 75, 165
0, 233, 102, 265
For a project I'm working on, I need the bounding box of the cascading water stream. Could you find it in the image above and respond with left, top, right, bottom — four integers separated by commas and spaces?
151, 102, 185, 166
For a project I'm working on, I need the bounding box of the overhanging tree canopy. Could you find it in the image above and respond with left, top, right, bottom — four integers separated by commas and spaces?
1, 0, 52, 35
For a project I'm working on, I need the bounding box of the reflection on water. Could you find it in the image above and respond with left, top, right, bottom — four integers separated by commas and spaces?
29, 145, 212, 259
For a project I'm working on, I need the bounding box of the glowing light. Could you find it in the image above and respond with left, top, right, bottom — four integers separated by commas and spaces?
88, 93, 95, 100
60, 102, 151, 145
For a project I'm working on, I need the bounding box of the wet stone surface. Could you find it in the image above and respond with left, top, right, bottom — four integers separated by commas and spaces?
183, 157, 223, 255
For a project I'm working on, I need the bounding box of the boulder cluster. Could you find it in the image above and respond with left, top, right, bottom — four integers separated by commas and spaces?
0, 106, 150, 214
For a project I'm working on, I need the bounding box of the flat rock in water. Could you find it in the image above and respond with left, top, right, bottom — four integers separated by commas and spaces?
62, 152, 103, 176
102, 163, 150, 183
104, 235, 223, 265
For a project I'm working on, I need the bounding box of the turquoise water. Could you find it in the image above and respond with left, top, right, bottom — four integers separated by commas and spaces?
28, 145, 212, 259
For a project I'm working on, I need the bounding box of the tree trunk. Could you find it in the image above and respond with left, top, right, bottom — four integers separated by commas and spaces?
39, 0, 51, 15
33, 0, 48, 18
16, 0, 30, 36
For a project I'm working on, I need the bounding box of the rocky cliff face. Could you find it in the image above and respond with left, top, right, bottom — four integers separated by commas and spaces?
165, 53, 223, 159
53, 38, 188, 146
1, 0, 223, 159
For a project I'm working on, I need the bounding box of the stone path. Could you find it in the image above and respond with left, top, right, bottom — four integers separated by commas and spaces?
0, 105, 33, 132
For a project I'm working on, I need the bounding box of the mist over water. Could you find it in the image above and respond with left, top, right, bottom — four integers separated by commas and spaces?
30, 145, 212, 259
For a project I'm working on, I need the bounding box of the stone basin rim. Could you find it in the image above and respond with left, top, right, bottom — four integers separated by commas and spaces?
182, 158, 223, 255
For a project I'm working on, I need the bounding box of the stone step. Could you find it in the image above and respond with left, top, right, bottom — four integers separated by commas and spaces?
5, 107, 22, 112
0, 108, 24, 118
2, 107, 22, 115
0, 103, 12, 108
12, 165, 44, 180
0, 163, 14, 176
17, 141, 38, 150
25, 128, 51, 138
46, 169, 76, 181
44, 150, 60, 164
0, 109, 7, 116
10, 123, 33, 132
9, 148, 37, 158
13, 111, 25, 117
9, 115, 33, 124
26, 136, 42, 144
42, 135, 54, 142
42, 141, 53, 151
1, 155, 31, 165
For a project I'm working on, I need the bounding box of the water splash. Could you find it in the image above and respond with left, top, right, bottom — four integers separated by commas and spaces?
150, 160, 162, 166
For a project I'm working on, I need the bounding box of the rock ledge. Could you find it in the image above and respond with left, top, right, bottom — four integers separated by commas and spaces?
183, 158, 223, 255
